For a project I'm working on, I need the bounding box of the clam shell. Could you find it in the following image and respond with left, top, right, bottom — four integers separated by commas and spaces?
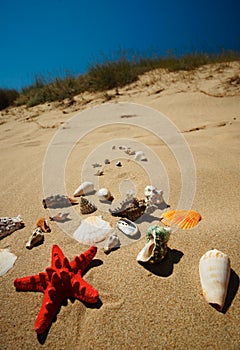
73, 216, 112, 244
117, 218, 138, 237
104, 232, 120, 253
0, 248, 17, 276
97, 188, 114, 202
199, 249, 231, 311
73, 181, 94, 197
0, 215, 24, 239
160, 209, 202, 229
26, 227, 44, 249
80, 197, 97, 214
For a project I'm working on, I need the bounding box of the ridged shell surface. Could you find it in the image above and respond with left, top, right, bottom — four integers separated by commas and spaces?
0, 215, 24, 239
80, 197, 97, 214
199, 249, 230, 311
73, 216, 112, 244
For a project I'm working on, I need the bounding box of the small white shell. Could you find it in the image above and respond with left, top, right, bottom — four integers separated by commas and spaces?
0, 248, 17, 276
104, 232, 120, 253
97, 188, 114, 202
117, 218, 138, 237
136, 238, 155, 262
73, 181, 94, 197
134, 151, 147, 161
73, 216, 112, 244
26, 227, 44, 249
144, 185, 164, 206
199, 249, 231, 311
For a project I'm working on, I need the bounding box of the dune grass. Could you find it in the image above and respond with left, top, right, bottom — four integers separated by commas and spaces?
1, 50, 240, 110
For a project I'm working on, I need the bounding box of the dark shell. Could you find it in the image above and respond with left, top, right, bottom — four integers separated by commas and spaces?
80, 197, 97, 215
109, 198, 146, 222
42, 195, 78, 209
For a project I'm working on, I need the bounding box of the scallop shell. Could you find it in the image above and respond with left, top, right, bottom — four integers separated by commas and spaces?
0, 248, 17, 276
117, 218, 138, 237
97, 188, 114, 202
80, 196, 97, 214
160, 210, 202, 229
73, 216, 112, 244
73, 181, 94, 197
42, 195, 78, 209
104, 232, 120, 253
199, 249, 231, 311
0, 215, 24, 239
26, 227, 44, 249
36, 218, 51, 233
109, 198, 146, 222
137, 225, 171, 263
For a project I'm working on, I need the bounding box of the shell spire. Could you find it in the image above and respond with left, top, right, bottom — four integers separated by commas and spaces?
80, 197, 97, 215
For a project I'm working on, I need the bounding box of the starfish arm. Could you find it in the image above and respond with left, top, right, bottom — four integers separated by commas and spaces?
51, 245, 71, 271
71, 275, 99, 304
14, 273, 47, 292
34, 286, 65, 334
70, 246, 97, 274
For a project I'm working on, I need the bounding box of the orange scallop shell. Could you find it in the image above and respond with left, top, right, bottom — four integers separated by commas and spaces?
160, 210, 202, 229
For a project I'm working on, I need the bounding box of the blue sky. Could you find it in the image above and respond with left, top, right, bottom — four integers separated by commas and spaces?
0, 0, 239, 90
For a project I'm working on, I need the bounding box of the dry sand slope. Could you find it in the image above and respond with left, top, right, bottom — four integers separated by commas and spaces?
0, 61, 239, 350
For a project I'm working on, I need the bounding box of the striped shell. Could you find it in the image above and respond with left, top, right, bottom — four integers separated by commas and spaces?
80, 197, 97, 215
160, 210, 202, 229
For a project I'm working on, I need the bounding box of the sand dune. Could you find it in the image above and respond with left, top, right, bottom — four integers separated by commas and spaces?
0, 61, 239, 349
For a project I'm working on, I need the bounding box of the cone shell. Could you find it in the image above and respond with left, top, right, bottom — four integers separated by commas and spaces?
97, 188, 114, 202
104, 232, 120, 253
161, 209, 202, 229
199, 249, 231, 311
80, 197, 97, 214
73, 181, 94, 197
73, 216, 112, 244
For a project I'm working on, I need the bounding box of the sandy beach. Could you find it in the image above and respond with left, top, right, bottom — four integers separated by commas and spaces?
0, 61, 239, 349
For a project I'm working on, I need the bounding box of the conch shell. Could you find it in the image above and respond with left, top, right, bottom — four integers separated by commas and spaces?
97, 188, 114, 202
26, 227, 44, 249
104, 232, 120, 253
80, 197, 97, 214
199, 249, 231, 311
73, 181, 94, 197
109, 198, 146, 222
137, 225, 171, 263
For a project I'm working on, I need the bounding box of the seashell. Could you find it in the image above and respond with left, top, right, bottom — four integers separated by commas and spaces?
36, 218, 51, 233
94, 169, 104, 176
160, 209, 202, 229
125, 148, 135, 155
117, 218, 138, 237
104, 232, 121, 253
199, 249, 231, 311
73, 216, 112, 244
49, 213, 70, 222
42, 195, 78, 209
26, 227, 44, 249
0, 215, 24, 240
116, 161, 122, 167
92, 163, 102, 168
134, 151, 147, 161
137, 225, 171, 263
109, 197, 146, 222
80, 197, 97, 214
73, 181, 95, 197
144, 185, 164, 206
97, 188, 114, 202
104, 159, 110, 164
0, 248, 17, 276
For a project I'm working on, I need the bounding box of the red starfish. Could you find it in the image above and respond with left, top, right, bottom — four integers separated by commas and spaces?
14, 245, 99, 334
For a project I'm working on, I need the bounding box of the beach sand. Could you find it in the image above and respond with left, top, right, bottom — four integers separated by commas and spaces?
0, 61, 239, 349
